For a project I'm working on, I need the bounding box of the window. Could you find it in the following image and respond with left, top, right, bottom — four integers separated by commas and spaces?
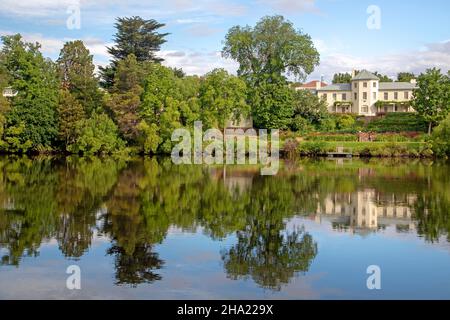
373, 82, 377, 88
363, 82, 368, 88
354, 92, 357, 100
362, 106, 369, 113
394, 92, 398, 99
354, 83, 357, 89
333, 93, 337, 100
384, 92, 388, 100
342, 93, 347, 100
404, 91, 409, 99
373, 92, 377, 99
363, 92, 367, 100
323, 93, 327, 99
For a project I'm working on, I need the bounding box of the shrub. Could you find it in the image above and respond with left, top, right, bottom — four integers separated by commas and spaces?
335, 114, 356, 130
291, 115, 314, 134
367, 113, 428, 132
431, 114, 450, 157
68, 113, 125, 155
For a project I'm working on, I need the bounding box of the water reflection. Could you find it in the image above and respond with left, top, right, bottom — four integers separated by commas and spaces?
0, 156, 449, 292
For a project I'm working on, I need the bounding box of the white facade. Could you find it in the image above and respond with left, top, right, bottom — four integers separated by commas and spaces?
316, 70, 417, 116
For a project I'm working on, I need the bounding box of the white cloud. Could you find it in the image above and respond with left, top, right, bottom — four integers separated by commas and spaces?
0, 30, 112, 68
0, 0, 247, 19
159, 50, 238, 75
258, 0, 320, 14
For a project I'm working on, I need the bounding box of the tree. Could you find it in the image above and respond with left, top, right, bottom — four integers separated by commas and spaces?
292, 89, 329, 126
222, 15, 319, 83
57, 40, 102, 115
106, 54, 146, 142
431, 113, 450, 157
0, 62, 10, 139
412, 68, 450, 134
172, 67, 185, 78
68, 113, 125, 154
250, 76, 294, 129
332, 72, 353, 84
100, 16, 168, 88
373, 71, 393, 82
199, 69, 250, 129
397, 72, 415, 83
1, 34, 59, 151
57, 89, 85, 149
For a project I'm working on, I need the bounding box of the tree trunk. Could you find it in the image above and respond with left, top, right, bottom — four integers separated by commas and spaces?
428, 122, 432, 135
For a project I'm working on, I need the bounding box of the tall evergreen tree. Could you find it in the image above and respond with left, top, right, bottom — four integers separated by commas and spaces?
57, 89, 85, 149
57, 40, 102, 115
100, 16, 169, 88
105, 54, 146, 142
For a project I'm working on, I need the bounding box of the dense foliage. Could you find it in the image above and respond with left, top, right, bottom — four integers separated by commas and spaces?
0, 15, 448, 157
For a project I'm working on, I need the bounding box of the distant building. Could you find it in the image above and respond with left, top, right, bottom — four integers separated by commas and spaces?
2, 87, 18, 98
316, 70, 417, 116
293, 80, 328, 94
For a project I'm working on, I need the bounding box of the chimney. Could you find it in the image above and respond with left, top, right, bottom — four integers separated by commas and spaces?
410, 78, 417, 84
316, 81, 322, 90
351, 70, 357, 78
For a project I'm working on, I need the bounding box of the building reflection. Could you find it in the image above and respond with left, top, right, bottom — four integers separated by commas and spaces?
313, 189, 417, 233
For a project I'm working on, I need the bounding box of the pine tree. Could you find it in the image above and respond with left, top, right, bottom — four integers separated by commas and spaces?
105, 54, 146, 142
100, 16, 168, 88
57, 89, 85, 149
57, 40, 102, 115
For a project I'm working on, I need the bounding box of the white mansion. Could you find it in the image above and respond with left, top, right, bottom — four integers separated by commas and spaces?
298, 70, 418, 116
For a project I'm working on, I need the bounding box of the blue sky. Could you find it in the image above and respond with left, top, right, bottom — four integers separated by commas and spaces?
0, 0, 449, 82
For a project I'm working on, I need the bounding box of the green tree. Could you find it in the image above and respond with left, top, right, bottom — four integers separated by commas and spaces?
57, 89, 86, 149
373, 71, 393, 82
332, 72, 353, 84
412, 68, 450, 134
199, 69, 249, 129
250, 77, 294, 129
222, 15, 319, 83
292, 89, 329, 127
68, 113, 125, 154
106, 54, 146, 142
1, 34, 59, 151
57, 40, 102, 115
397, 72, 416, 82
100, 16, 168, 88
431, 113, 450, 157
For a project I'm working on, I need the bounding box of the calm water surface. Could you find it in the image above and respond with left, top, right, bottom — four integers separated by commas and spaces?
0, 156, 449, 299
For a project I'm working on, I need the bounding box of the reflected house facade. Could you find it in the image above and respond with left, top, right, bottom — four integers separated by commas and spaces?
315, 189, 417, 232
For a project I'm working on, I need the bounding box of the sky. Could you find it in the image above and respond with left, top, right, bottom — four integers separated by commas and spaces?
0, 0, 449, 82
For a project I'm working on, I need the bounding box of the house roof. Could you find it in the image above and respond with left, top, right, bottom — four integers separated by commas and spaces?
301, 80, 328, 88
317, 83, 352, 91
352, 70, 380, 81
379, 82, 417, 90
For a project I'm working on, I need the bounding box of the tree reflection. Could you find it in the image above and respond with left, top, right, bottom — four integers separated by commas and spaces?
0, 156, 449, 290
222, 226, 317, 291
